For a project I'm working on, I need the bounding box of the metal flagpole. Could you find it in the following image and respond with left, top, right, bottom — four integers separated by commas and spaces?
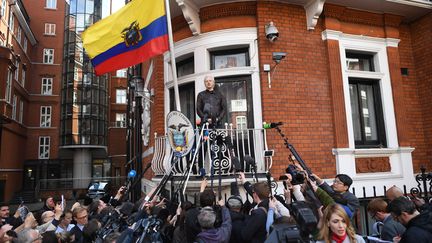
164, 0, 181, 112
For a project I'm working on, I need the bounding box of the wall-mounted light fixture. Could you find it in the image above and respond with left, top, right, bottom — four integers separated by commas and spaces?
265, 21, 279, 42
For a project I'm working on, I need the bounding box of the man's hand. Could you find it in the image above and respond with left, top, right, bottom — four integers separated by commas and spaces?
200, 178, 208, 193
217, 199, 225, 207
24, 213, 36, 229
239, 172, 246, 184
311, 173, 323, 185
115, 186, 127, 199
54, 204, 63, 220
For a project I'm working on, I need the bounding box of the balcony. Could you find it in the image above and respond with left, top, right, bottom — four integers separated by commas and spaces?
151, 126, 273, 190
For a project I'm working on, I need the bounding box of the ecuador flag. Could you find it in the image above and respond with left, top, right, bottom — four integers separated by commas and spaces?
82, 0, 169, 75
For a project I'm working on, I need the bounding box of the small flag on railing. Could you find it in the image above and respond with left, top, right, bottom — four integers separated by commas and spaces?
82, 0, 169, 75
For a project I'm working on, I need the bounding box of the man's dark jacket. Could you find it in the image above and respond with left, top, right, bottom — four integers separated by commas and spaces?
400, 210, 432, 243
196, 89, 226, 124
319, 182, 359, 215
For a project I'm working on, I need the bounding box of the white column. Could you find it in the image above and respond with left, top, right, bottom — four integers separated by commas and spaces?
73, 149, 92, 188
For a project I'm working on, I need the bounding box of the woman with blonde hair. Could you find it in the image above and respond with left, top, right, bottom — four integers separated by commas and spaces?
317, 204, 365, 243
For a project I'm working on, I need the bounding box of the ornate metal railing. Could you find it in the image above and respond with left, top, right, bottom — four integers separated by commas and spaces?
151, 126, 272, 178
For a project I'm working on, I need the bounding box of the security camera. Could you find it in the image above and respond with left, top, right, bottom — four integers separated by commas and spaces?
272, 52, 286, 63
265, 21, 279, 42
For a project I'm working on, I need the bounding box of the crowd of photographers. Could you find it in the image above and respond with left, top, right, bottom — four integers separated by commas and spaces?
0, 164, 431, 243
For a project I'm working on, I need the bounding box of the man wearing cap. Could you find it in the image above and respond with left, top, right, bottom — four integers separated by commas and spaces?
227, 196, 244, 243
313, 173, 359, 218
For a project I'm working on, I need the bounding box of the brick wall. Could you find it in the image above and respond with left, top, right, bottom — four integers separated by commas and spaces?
410, 13, 432, 167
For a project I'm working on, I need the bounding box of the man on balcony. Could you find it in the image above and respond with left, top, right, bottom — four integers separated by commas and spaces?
196, 75, 226, 128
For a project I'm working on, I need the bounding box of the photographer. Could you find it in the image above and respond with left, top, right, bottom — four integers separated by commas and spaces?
0, 203, 23, 229
195, 199, 231, 243
312, 174, 359, 218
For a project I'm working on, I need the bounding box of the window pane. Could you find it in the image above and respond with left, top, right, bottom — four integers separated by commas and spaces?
169, 83, 195, 124
349, 84, 362, 142
176, 56, 194, 77
346, 52, 374, 71
359, 84, 378, 141
210, 48, 249, 70
216, 76, 254, 128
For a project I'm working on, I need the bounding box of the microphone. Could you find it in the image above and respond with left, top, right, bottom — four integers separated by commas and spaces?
128, 170, 137, 180
263, 122, 283, 129
244, 155, 256, 168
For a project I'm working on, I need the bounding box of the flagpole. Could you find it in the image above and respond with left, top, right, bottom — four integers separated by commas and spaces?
164, 0, 181, 112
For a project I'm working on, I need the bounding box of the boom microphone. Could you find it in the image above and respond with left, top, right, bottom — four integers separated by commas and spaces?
263, 122, 283, 129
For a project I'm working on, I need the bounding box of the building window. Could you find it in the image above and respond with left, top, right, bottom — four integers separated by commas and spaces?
44, 23, 56, 35
115, 113, 126, 127
16, 26, 21, 44
43, 48, 54, 64
23, 38, 27, 53
41, 78, 53, 95
21, 68, 25, 87
169, 83, 195, 124
19, 100, 23, 123
5, 69, 12, 102
46, 0, 56, 9
115, 69, 127, 78
210, 48, 250, 70
346, 52, 375, 71
15, 61, 19, 80
9, 13, 13, 33
0, 0, 6, 18
116, 89, 126, 104
216, 76, 254, 128
176, 56, 194, 77
236, 116, 247, 130
11, 95, 17, 120
39, 136, 50, 159
40, 106, 52, 127
349, 78, 386, 147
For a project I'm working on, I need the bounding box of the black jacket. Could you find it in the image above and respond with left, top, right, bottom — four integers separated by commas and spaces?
196, 89, 226, 126
229, 210, 245, 243
319, 182, 360, 214
400, 210, 432, 243
240, 201, 268, 243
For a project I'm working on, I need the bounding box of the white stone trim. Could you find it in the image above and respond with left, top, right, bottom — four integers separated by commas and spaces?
322, 29, 415, 193
164, 28, 263, 129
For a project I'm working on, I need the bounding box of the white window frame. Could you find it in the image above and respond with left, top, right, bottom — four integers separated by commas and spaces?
43, 48, 54, 64
40, 106, 52, 127
116, 69, 127, 78
322, 30, 415, 193
235, 115, 247, 130
45, 0, 56, 9
9, 13, 13, 33
19, 100, 23, 123
5, 69, 12, 102
44, 23, 56, 35
38, 136, 50, 159
14, 61, 19, 80
21, 68, 25, 87
116, 89, 127, 104
23, 37, 27, 53
16, 26, 21, 44
11, 95, 17, 120
115, 113, 126, 127
41, 77, 53, 95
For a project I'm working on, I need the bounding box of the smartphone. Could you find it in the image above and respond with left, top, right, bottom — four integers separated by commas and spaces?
18, 206, 29, 221
61, 195, 65, 211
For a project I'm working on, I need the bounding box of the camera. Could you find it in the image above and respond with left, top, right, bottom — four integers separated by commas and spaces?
284, 164, 305, 185
265, 21, 279, 42
272, 52, 287, 63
